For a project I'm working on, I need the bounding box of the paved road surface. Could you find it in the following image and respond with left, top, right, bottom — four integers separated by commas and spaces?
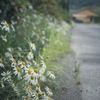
71, 24, 100, 100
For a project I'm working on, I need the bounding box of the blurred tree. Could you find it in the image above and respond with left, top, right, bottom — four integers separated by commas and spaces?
29, 0, 71, 23
57, 0, 69, 11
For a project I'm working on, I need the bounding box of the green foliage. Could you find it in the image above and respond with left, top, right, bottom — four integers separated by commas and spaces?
57, 0, 69, 10
30, 0, 71, 23
42, 21, 71, 70
0, 0, 30, 22
94, 16, 100, 23
70, 0, 100, 8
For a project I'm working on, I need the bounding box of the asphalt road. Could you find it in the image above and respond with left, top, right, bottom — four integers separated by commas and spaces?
71, 24, 100, 100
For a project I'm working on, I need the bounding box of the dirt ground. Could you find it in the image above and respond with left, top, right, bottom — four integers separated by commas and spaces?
53, 52, 82, 100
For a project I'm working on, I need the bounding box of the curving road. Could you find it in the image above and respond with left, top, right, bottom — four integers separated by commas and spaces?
71, 24, 100, 100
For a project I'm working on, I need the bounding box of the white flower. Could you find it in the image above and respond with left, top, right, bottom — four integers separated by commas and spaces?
1, 35, 7, 42
18, 61, 26, 69
18, 47, 22, 51
10, 58, 17, 67
11, 84, 20, 96
42, 31, 45, 35
1, 21, 10, 32
15, 90, 20, 96
39, 75, 46, 82
17, 52, 21, 57
26, 15, 30, 19
0, 81, 5, 88
7, 47, 13, 52
27, 75, 38, 85
39, 54, 43, 60
23, 18, 26, 22
1, 71, 11, 81
13, 67, 22, 79
26, 60, 32, 67
27, 52, 33, 60
45, 87, 53, 96
24, 68, 38, 85
29, 42, 36, 51
41, 40, 45, 44
11, 83, 18, 92
28, 5, 33, 10
41, 60, 46, 68
5, 52, 13, 58
32, 60, 37, 66
25, 68, 34, 76
11, 62, 16, 68
24, 85, 35, 98
31, 92, 39, 100
39, 67, 46, 75
33, 14, 37, 18
11, 25, 15, 31
0, 59, 4, 68
42, 36, 46, 40
47, 71, 55, 79
36, 84, 41, 93
22, 96, 30, 100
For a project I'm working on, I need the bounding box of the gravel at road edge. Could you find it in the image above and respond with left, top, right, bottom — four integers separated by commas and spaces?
53, 52, 82, 100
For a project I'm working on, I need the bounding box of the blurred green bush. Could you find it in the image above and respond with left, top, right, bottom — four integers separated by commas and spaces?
29, 0, 71, 23
94, 16, 100, 23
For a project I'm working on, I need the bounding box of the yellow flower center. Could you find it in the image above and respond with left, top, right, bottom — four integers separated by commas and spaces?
40, 13, 43, 16
14, 22, 17, 24
25, 84, 29, 87
12, 85, 15, 89
3, 36, 6, 39
43, 48, 46, 51
42, 92, 46, 95
31, 75, 34, 80
48, 97, 51, 100
46, 56, 49, 58
17, 67, 21, 72
42, 69, 45, 72
5, 74, 8, 78
24, 37, 26, 40
51, 71, 54, 74
32, 44, 35, 48
28, 69, 32, 74
0, 59, 2, 63
36, 83, 40, 87
34, 68, 39, 73
44, 62, 46, 65
49, 89, 52, 92
6, 23, 9, 27
36, 92, 39, 97
26, 97, 29, 100
29, 88, 33, 92
13, 59, 16, 63
22, 61, 26, 65
1, 81, 4, 85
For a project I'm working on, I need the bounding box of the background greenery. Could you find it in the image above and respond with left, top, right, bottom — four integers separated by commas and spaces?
69, 0, 100, 14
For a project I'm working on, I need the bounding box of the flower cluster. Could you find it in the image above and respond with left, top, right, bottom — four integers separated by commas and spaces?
0, 21, 15, 42
0, 21, 55, 100
0, 2, 72, 99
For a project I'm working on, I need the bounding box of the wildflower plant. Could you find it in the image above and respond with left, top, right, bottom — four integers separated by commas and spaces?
0, 20, 55, 100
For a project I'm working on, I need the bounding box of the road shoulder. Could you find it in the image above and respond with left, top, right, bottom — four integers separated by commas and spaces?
53, 52, 82, 100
